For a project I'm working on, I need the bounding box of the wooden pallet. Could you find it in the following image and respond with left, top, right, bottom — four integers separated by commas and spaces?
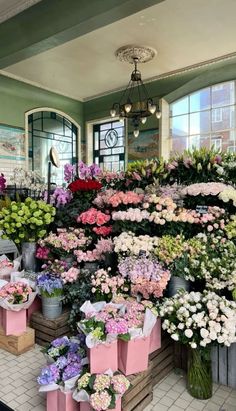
0, 326, 35, 355
30, 309, 71, 346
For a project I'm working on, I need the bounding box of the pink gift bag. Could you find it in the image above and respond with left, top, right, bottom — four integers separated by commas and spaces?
1, 307, 27, 336
118, 336, 150, 376
80, 398, 121, 411
27, 296, 42, 322
88, 340, 118, 374
47, 390, 79, 411
149, 318, 161, 354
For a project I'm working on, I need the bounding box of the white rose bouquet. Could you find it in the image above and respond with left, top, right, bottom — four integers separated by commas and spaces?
158, 290, 236, 349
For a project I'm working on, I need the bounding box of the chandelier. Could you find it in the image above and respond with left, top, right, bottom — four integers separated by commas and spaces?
110, 46, 161, 138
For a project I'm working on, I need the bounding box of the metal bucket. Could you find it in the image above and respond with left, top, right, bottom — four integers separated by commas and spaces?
41, 296, 62, 319
22, 242, 37, 272
168, 276, 190, 297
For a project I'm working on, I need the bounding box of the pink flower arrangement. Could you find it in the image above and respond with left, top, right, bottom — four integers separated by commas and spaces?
102, 191, 144, 208
111, 374, 130, 395
181, 182, 230, 197
112, 208, 150, 222
105, 318, 129, 335
0, 282, 32, 304
60, 267, 80, 283
39, 228, 91, 255
74, 238, 113, 262
36, 246, 50, 260
77, 208, 111, 226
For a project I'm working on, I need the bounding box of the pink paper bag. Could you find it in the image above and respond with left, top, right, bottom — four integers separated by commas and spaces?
47, 390, 58, 411
47, 390, 79, 411
149, 318, 161, 354
58, 390, 79, 411
118, 336, 150, 376
27, 296, 42, 322
88, 340, 118, 374
1, 308, 27, 336
80, 398, 121, 411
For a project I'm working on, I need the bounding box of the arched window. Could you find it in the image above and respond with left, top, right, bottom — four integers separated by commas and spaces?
170, 81, 236, 154
26, 109, 80, 185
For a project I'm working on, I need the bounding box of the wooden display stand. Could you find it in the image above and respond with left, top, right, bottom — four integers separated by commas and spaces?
30, 309, 71, 346
0, 326, 35, 355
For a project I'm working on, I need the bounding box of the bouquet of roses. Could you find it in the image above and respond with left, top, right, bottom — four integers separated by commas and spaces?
77, 208, 112, 237
158, 290, 236, 348
0, 281, 36, 311
113, 232, 159, 258
73, 371, 130, 410
91, 268, 129, 302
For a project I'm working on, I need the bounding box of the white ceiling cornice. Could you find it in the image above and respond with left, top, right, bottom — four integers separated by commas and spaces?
0, 0, 42, 24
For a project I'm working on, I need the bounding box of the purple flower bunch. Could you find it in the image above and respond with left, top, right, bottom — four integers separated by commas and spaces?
64, 164, 76, 182
46, 335, 86, 361
0, 173, 6, 192
64, 162, 101, 183
43, 187, 73, 207
38, 353, 82, 385
36, 274, 63, 297
118, 255, 167, 282
37, 364, 60, 385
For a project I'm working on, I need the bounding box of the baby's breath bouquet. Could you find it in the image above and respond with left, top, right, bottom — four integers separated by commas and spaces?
0, 197, 56, 246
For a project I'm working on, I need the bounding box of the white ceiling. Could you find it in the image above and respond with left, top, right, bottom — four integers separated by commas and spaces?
0, 0, 41, 23
2, 0, 236, 101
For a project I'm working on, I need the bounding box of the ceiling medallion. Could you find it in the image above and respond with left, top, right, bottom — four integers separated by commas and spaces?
115, 45, 157, 64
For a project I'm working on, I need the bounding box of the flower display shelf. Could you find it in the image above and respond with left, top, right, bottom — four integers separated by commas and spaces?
30, 309, 70, 346
0, 326, 35, 355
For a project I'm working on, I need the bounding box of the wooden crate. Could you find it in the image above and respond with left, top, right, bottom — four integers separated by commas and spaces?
122, 367, 153, 411
30, 309, 71, 346
212, 343, 236, 389
0, 326, 35, 355
150, 334, 174, 386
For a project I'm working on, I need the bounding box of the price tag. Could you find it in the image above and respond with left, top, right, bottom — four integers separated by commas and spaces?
196, 205, 208, 214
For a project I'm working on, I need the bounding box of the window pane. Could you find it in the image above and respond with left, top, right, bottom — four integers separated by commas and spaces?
212, 81, 235, 107
172, 136, 188, 153
190, 88, 210, 112
170, 96, 188, 116
171, 115, 188, 137
189, 135, 210, 150
212, 106, 235, 131
190, 111, 210, 134
211, 131, 235, 152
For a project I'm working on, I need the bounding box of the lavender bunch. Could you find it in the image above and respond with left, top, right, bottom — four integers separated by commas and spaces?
118, 255, 168, 282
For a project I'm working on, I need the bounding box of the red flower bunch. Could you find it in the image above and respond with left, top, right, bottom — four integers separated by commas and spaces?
93, 226, 113, 236
68, 179, 102, 193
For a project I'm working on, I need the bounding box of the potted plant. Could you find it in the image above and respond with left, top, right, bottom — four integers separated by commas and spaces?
37, 274, 63, 319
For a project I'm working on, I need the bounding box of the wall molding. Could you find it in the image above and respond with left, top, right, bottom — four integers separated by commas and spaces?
0, 0, 42, 24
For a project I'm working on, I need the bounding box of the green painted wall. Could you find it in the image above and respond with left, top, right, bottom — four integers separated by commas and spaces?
0, 75, 83, 132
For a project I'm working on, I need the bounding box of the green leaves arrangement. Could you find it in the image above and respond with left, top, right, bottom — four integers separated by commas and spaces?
0, 197, 56, 245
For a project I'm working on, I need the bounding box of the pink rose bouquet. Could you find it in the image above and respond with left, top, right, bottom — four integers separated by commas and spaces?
61, 267, 80, 284
0, 282, 32, 304
77, 208, 111, 226
91, 268, 129, 301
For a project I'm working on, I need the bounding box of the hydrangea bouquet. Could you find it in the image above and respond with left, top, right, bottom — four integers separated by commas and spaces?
73, 371, 130, 411
36, 274, 63, 297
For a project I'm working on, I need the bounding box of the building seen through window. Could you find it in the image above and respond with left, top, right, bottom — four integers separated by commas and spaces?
170, 81, 236, 153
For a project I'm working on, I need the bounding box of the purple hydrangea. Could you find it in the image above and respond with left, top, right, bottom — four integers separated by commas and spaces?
118, 256, 167, 282
36, 274, 63, 296
62, 363, 82, 381
51, 337, 70, 348
37, 364, 60, 385
55, 356, 68, 369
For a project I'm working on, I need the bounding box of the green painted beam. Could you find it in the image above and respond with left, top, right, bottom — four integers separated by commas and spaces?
0, 0, 165, 69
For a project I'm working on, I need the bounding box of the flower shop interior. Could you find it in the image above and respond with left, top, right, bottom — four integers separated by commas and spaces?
1, 1, 236, 411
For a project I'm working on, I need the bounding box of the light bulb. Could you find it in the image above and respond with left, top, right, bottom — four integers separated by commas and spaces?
133, 129, 139, 138
148, 103, 156, 114
124, 103, 132, 113
141, 117, 147, 124
156, 109, 161, 119
110, 108, 116, 117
